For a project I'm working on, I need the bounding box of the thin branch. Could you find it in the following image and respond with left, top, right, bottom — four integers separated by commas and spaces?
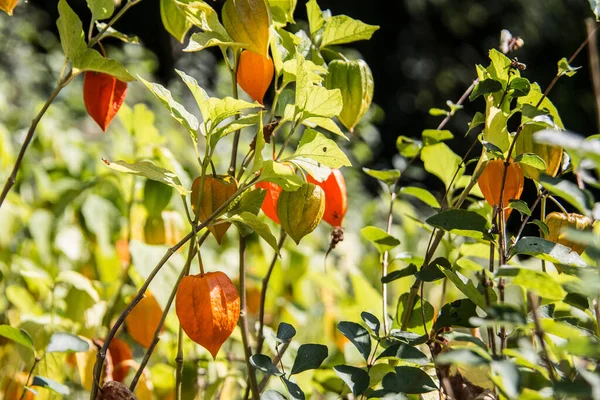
381, 189, 396, 335
19, 357, 40, 400
228, 50, 242, 176
88, 0, 143, 48
586, 19, 600, 131
528, 292, 557, 383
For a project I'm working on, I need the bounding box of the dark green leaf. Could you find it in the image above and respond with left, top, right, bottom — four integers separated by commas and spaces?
361, 226, 401, 254
381, 366, 438, 394
227, 212, 280, 255
381, 264, 417, 283
394, 294, 434, 335
509, 237, 587, 268
471, 304, 527, 328
290, 344, 328, 375
441, 269, 490, 310
31, 376, 70, 396
250, 354, 283, 376
388, 330, 428, 345
276, 323, 296, 343
508, 199, 531, 216
508, 77, 531, 97
362, 168, 400, 187
529, 219, 549, 236
227, 188, 267, 216
481, 140, 505, 158
0, 325, 34, 351
337, 322, 371, 361
469, 79, 503, 101
399, 187, 440, 208
415, 257, 449, 282
360, 312, 380, 337
46, 332, 89, 353
433, 299, 479, 331
282, 378, 305, 400
334, 365, 370, 397
376, 342, 429, 365
436, 348, 490, 366
426, 210, 494, 241
514, 153, 546, 170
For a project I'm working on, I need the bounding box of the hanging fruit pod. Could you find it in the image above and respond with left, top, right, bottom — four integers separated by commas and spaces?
478, 159, 524, 218
125, 291, 164, 348
237, 50, 274, 104
191, 175, 238, 244
325, 59, 374, 132
107, 338, 133, 383
176, 272, 240, 359
544, 212, 593, 254
143, 179, 173, 216
515, 124, 563, 181
277, 182, 325, 244
0, 0, 18, 15
144, 214, 166, 245
306, 169, 348, 227
256, 180, 283, 224
83, 71, 128, 131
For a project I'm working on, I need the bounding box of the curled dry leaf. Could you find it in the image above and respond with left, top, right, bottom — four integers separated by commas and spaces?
191, 175, 238, 244
176, 272, 240, 359
477, 159, 524, 218
237, 50, 274, 104
125, 291, 164, 348
83, 71, 128, 131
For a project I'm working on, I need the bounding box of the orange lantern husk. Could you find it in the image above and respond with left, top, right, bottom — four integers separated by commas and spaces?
478, 159, 524, 219
83, 71, 128, 131
237, 50, 274, 104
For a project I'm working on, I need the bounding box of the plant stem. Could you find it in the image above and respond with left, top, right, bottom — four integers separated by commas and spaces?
88, 0, 143, 48
228, 50, 242, 176
486, 238, 497, 355
381, 189, 396, 336
437, 78, 479, 131
238, 235, 260, 399
0, 68, 75, 209
256, 229, 287, 354
175, 326, 185, 399
257, 342, 290, 391
19, 357, 40, 400
528, 292, 557, 383
586, 19, 600, 131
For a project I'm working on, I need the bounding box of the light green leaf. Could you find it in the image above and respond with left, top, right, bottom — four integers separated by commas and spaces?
514, 153, 546, 170
300, 86, 343, 118
396, 136, 422, 158
57, 0, 134, 81
302, 116, 347, 139
284, 129, 351, 170
422, 129, 453, 146
139, 76, 200, 138
558, 57, 581, 77
95, 23, 140, 44
227, 212, 280, 255
177, 0, 230, 37
268, 0, 296, 26
509, 237, 587, 268
0, 325, 34, 350
211, 114, 260, 147
57, 270, 100, 302
426, 209, 494, 241
306, 0, 325, 37
184, 31, 242, 52
420, 142, 462, 188
429, 108, 449, 117
204, 97, 262, 128
271, 27, 300, 75
161, 0, 193, 43
497, 267, 567, 301
363, 168, 400, 187
227, 188, 267, 216
442, 269, 490, 310
86, 0, 114, 20
259, 160, 303, 191
46, 332, 89, 353
508, 200, 531, 216
400, 186, 440, 208
31, 376, 70, 396
361, 226, 400, 254
320, 15, 379, 48
102, 159, 189, 195
539, 176, 594, 216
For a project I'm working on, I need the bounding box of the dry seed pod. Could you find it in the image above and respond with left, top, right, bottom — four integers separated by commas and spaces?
237, 50, 274, 104
176, 272, 240, 358
100, 381, 136, 400
191, 175, 238, 244
545, 212, 593, 254
478, 159, 524, 218
83, 71, 128, 131
277, 182, 325, 244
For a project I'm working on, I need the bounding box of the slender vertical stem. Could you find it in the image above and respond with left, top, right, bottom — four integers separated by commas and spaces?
256, 229, 287, 354
528, 292, 557, 383
228, 50, 242, 176
238, 235, 260, 399
88, 0, 143, 48
381, 190, 396, 335
586, 19, 600, 131
540, 195, 548, 273
486, 237, 497, 355
175, 326, 185, 399
19, 357, 40, 400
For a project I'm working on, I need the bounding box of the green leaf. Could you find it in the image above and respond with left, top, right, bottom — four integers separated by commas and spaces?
508, 199, 531, 216
259, 160, 303, 191
497, 267, 567, 301
94, 23, 140, 44
227, 212, 280, 255
422, 129, 453, 146
362, 168, 400, 187
508, 77, 531, 97
139, 76, 199, 138
396, 136, 422, 158
306, 0, 325, 37
381, 264, 417, 283
31, 376, 70, 396
426, 209, 494, 241
285, 129, 351, 174
539, 175, 594, 216
471, 304, 527, 328
529, 219, 549, 236
558, 57, 581, 77
481, 140, 504, 158
389, 330, 428, 345
429, 108, 449, 117
56, 0, 133, 81
250, 354, 283, 376
184, 31, 241, 52
102, 159, 189, 195
420, 142, 462, 188
441, 269, 490, 310
510, 237, 587, 268
437, 348, 490, 366
276, 322, 296, 343
361, 312, 380, 337
86, 0, 114, 21
282, 378, 304, 400
337, 321, 371, 361
161, 0, 193, 43
334, 365, 370, 397
376, 342, 429, 365
227, 188, 266, 216
57, 270, 100, 302
415, 257, 448, 282
290, 343, 328, 375
178, 0, 229, 37
434, 299, 479, 331
399, 187, 440, 208
299, 86, 343, 118
394, 293, 434, 335
302, 116, 347, 139
0, 325, 34, 350
466, 112, 485, 136
469, 79, 503, 101
514, 153, 546, 170
361, 226, 400, 254
320, 15, 379, 48
381, 366, 439, 394
268, 0, 296, 26
46, 332, 89, 353
204, 97, 262, 128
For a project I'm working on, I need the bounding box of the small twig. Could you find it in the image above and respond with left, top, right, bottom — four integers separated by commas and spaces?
528, 292, 557, 383
256, 229, 287, 354
436, 79, 479, 131
88, 0, 143, 48
586, 19, 600, 131
381, 189, 397, 336
228, 50, 242, 177
19, 357, 40, 400
257, 342, 290, 391
238, 235, 260, 399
